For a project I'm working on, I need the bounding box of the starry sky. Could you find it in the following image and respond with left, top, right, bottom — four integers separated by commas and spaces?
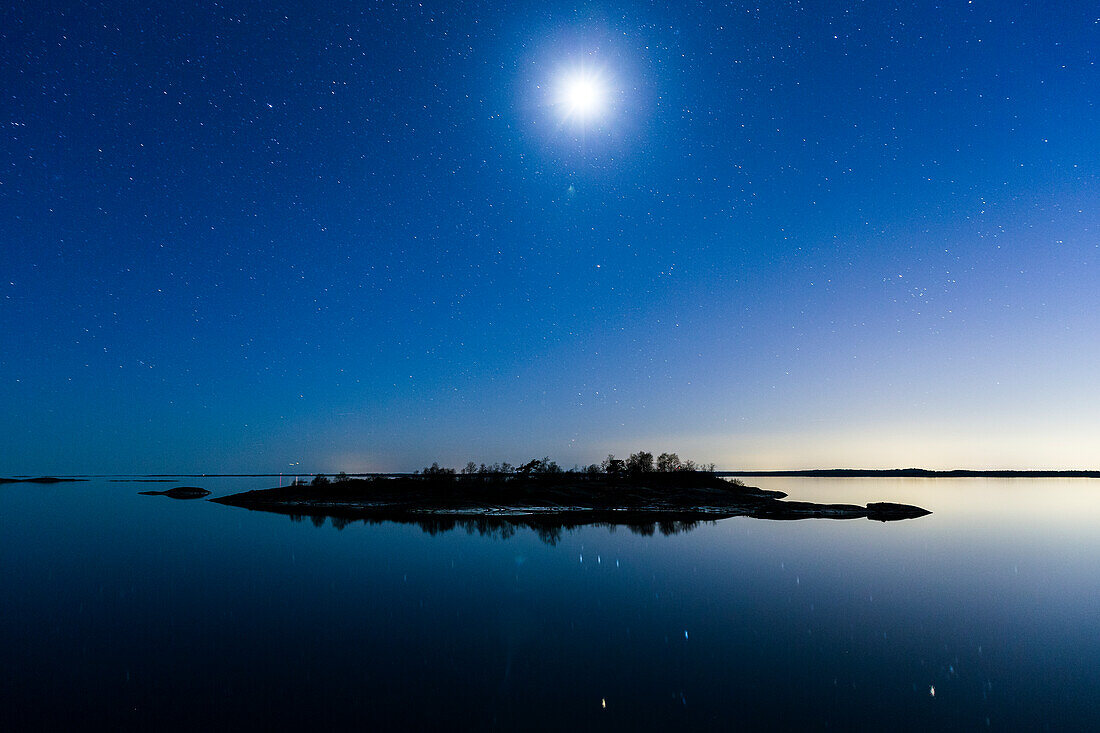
2, 1, 1097, 474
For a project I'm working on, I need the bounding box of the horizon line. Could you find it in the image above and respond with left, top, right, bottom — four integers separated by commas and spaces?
5, 468, 1100, 478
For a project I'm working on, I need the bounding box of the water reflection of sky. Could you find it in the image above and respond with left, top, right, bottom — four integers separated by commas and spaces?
2, 477, 1097, 729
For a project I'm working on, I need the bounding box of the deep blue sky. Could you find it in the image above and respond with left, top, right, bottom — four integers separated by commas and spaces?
2, 1, 1097, 473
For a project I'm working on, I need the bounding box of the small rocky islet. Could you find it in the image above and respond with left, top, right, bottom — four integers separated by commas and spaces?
138, 486, 211, 499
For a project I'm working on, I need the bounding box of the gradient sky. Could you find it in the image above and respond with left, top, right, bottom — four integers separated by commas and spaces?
2, 1, 1097, 473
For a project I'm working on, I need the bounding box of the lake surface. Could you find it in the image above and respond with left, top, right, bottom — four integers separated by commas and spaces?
2, 476, 1098, 730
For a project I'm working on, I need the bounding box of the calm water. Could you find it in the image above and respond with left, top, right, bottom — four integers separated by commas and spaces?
2, 476, 1099, 730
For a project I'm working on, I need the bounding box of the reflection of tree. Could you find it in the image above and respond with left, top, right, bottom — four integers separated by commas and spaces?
658, 519, 699, 535
535, 526, 563, 545
277, 509, 714, 546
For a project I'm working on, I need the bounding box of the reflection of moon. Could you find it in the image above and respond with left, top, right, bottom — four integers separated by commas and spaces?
556, 68, 608, 122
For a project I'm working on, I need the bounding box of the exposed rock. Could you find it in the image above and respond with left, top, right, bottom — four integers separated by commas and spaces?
138, 486, 211, 499
866, 502, 933, 521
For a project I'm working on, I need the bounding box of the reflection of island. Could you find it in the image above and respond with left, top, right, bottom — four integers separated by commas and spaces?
213, 463, 929, 543
287, 511, 713, 545
0, 476, 87, 484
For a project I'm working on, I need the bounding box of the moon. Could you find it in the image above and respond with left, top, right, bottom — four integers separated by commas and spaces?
555, 68, 609, 123
564, 75, 602, 116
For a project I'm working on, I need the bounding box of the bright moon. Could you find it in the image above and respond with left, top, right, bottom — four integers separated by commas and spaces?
556, 69, 608, 122
566, 76, 601, 115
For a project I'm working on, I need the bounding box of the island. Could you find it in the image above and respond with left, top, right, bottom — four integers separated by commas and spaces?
212, 454, 930, 537
138, 486, 211, 499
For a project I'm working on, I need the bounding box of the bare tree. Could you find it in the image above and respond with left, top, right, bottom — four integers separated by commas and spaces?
422, 462, 455, 477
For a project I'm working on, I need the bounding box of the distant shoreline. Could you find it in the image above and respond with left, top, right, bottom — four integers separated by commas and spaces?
4, 470, 1098, 480
719, 469, 1100, 478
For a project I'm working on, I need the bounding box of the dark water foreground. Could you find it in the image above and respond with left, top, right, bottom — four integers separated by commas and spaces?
2, 476, 1099, 730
